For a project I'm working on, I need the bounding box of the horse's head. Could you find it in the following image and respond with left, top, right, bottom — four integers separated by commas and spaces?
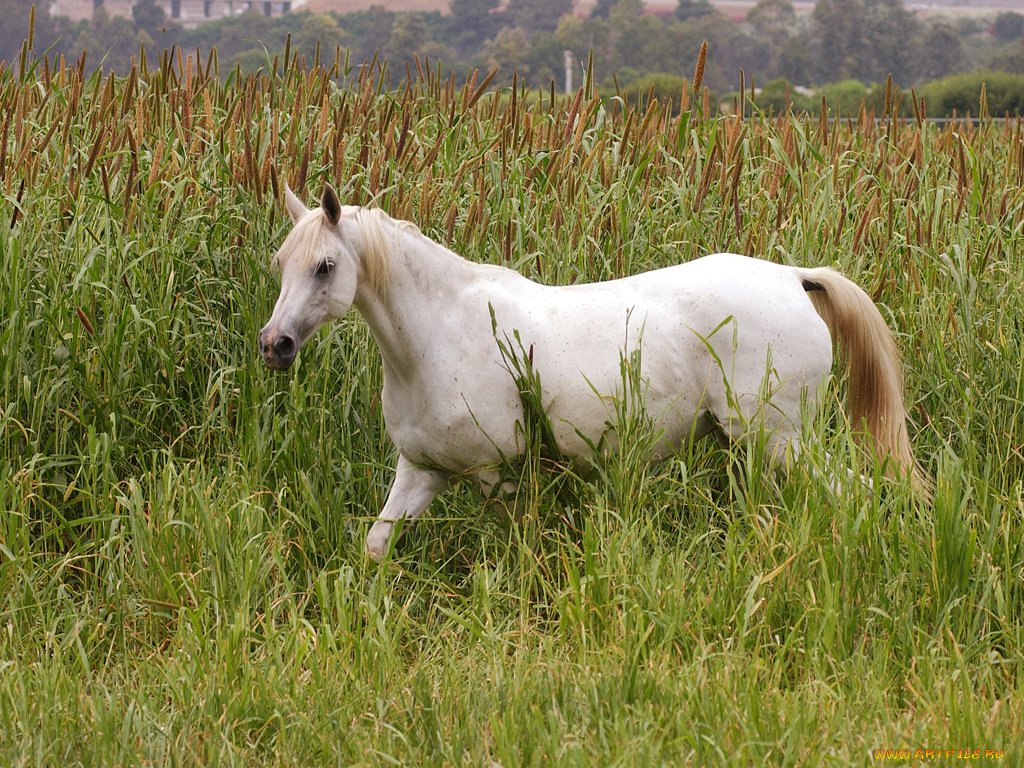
259, 184, 358, 370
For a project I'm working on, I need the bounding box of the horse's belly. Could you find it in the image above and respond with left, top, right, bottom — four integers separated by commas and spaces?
536, 363, 710, 458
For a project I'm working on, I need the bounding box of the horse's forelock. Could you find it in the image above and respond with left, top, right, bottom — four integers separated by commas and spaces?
275, 208, 333, 272
274, 205, 405, 293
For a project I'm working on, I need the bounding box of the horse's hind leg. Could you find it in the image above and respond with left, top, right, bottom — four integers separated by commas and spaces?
730, 417, 872, 496
366, 454, 449, 560
713, 410, 801, 492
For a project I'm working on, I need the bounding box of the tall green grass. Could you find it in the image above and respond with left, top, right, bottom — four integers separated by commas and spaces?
0, 46, 1022, 766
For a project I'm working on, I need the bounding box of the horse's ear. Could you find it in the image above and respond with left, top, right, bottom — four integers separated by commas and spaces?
284, 183, 309, 224
321, 184, 342, 226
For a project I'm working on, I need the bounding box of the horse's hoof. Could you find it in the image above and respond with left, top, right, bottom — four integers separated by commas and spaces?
365, 524, 391, 560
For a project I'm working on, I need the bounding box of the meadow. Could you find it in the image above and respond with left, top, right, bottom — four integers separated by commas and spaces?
1, 41, 1023, 766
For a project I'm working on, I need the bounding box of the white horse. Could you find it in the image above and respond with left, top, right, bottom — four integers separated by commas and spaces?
259, 185, 926, 559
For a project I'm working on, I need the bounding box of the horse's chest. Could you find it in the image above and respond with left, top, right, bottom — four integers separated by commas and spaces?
380, 371, 520, 470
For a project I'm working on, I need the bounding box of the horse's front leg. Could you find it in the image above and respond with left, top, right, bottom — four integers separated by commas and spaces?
366, 454, 449, 560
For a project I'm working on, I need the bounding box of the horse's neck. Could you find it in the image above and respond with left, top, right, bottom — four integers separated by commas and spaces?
353, 223, 482, 380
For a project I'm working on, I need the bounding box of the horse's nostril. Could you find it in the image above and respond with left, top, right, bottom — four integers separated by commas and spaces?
275, 335, 295, 358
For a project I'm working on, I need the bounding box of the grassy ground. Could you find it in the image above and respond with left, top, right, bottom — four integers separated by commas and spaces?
1, 48, 1022, 766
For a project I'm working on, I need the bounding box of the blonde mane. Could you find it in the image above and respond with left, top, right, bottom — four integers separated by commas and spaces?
273, 206, 420, 295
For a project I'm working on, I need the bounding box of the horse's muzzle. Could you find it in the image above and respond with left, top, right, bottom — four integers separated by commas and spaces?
259, 328, 297, 370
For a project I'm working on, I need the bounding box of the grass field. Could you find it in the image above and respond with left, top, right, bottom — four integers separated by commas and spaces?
1, 42, 1023, 766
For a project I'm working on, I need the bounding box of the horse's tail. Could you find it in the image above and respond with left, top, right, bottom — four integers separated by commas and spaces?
797, 267, 930, 497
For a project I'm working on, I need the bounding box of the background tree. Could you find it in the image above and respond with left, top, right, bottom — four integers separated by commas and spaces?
600, 0, 644, 79
753, 77, 815, 114
483, 26, 532, 78
295, 13, 345, 65
674, 12, 734, 92
820, 78, 874, 116
186, 9, 276, 67
340, 6, 395, 64
992, 12, 1024, 44
73, 7, 153, 72
503, 0, 573, 35
608, 0, 645, 28
918, 70, 1024, 116
524, 31, 565, 86
988, 43, 1024, 75
861, 0, 919, 84
385, 13, 450, 67
989, 12, 1024, 71
132, 0, 170, 38
744, 0, 798, 81
746, 0, 796, 48
555, 14, 610, 82
674, 0, 716, 23
809, 0, 868, 84
590, 0, 618, 20
806, 0, 918, 85
918, 20, 963, 83
448, 0, 500, 57
775, 31, 812, 85
616, 14, 681, 76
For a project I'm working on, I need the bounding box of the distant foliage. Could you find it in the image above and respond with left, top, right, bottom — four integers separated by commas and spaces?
619, 72, 710, 115
992, 11, 1024, 43
918, 70, 1024, 117
675, 0, 718, 22
0, 0, 1020, 116
749, 77, 815, 114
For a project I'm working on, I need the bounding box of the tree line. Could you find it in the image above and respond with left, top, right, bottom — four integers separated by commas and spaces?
3, 0, 1024, 115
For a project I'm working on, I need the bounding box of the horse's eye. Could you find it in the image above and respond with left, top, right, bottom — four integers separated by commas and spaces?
315, 260, 333, 277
